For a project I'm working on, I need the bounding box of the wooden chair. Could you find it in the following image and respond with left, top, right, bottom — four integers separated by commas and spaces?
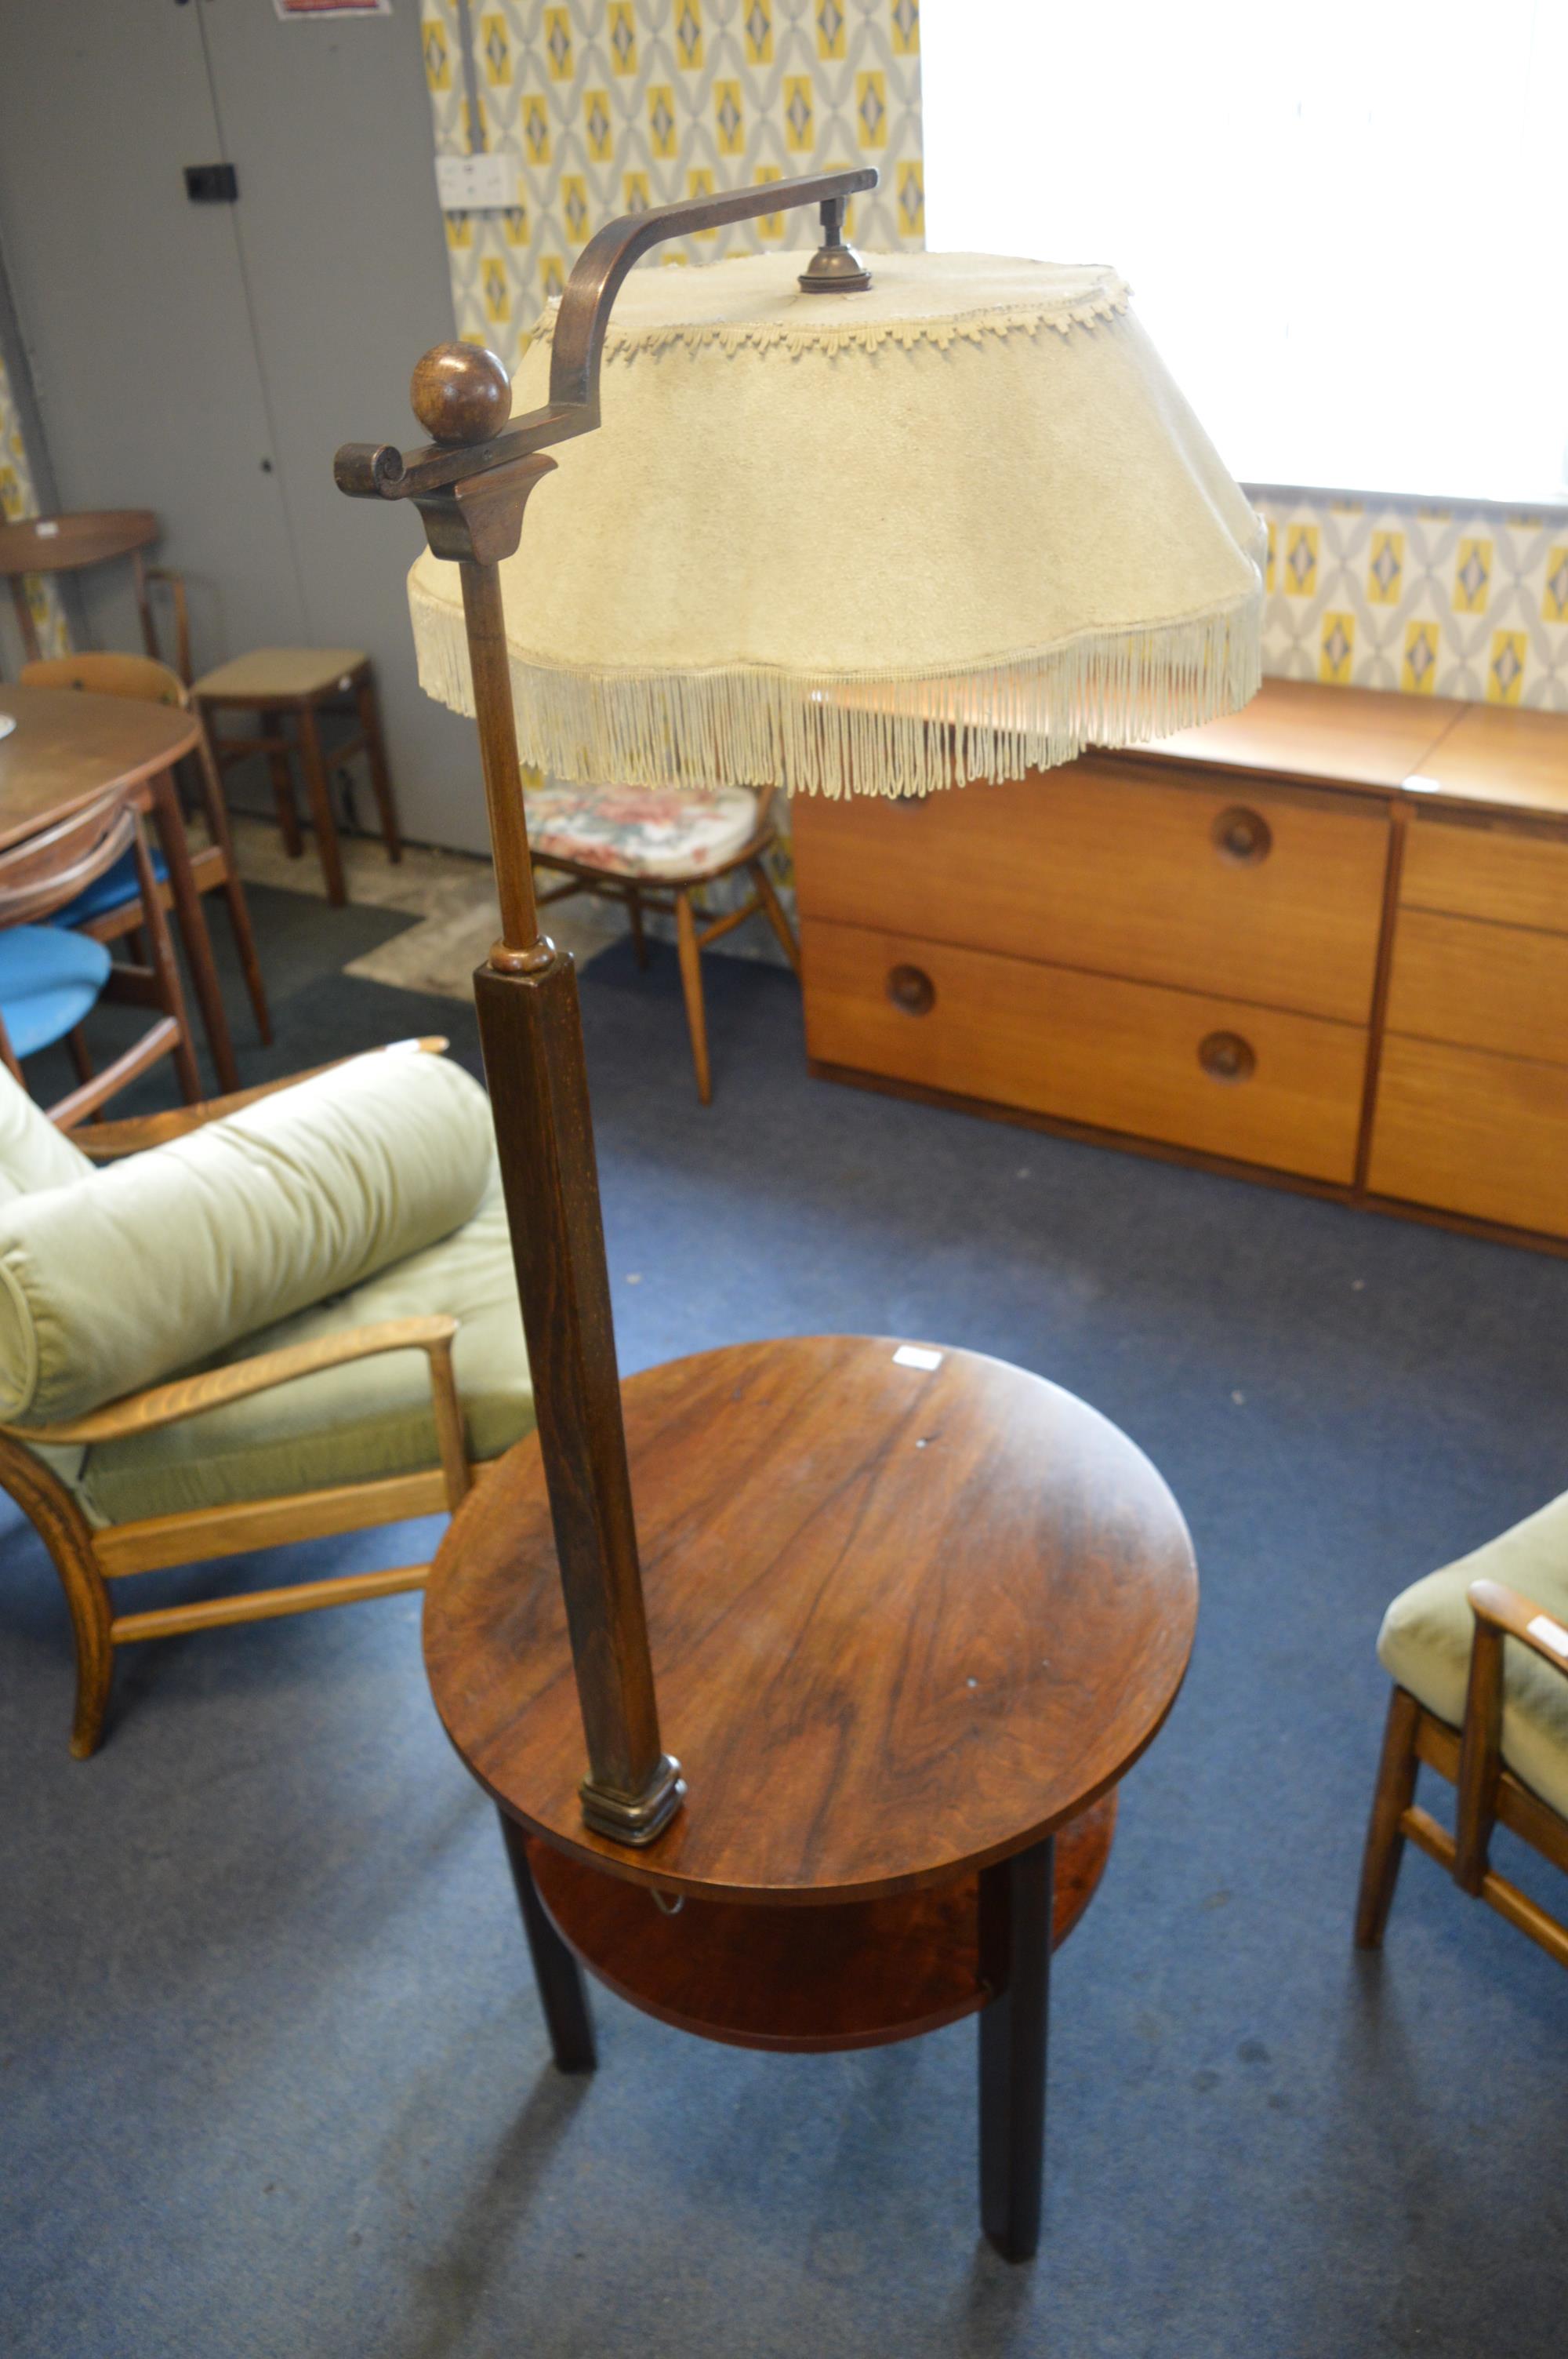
526, 779, 800, 1103
21, 653, 271, 1049
0, 1041, 532, 1757
0, 509, 190, 682
192, 650, 401, 907
1356, 1492, 1568, 1971
0, 789, 198, 1125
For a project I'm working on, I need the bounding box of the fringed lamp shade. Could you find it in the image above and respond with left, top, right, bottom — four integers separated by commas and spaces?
408, 252, 1264, 801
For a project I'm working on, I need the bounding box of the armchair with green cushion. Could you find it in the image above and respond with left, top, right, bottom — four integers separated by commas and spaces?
0, 1041, 532, 1757
1356, 1492, 1568, 1971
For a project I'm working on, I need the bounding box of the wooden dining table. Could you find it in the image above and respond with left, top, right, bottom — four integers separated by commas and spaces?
0, 682, 238, 1092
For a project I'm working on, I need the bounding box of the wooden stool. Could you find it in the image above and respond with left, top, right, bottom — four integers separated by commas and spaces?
192, 650, 401, 907
424, 1334, 1197, 2260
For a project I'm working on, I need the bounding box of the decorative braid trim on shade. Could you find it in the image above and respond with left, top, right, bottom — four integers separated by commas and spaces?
409, 584, 1264, 800
524, 256, 1133, 362
408, 252, 1265, 798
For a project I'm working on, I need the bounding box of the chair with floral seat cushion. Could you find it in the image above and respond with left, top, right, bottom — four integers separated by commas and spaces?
524, 777, 799, 1104
0, 1040, 532, 1756
1356, 1489, 1568, 1971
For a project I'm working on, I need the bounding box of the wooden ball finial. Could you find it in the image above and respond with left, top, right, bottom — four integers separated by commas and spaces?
410, 342, 511, 445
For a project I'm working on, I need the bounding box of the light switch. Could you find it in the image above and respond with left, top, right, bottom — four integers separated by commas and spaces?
435, 152, 516, 213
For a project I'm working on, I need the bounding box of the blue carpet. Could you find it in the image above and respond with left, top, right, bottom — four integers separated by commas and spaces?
3, 925, 1566, 2358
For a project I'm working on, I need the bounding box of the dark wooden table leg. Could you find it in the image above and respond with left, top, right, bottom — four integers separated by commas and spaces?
145, 768, 239, 1093
978, 1834, 1054, 2263
498, 1810, 597, 2074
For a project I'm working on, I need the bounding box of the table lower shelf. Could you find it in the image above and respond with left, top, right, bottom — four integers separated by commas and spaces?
526, 1790, 1117, 2054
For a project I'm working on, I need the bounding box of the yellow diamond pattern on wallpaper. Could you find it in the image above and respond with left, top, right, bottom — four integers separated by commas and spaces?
1367, 530, 1403, 607
543, 7, 573, 79
1284, 525, 1319, 598
608, 2, 637, 75
1319, 611, 1355, 686
713, 78, 745, 156
420, 0, 923, 383
1544, 547, 1568, 624
1488, 631, 1527, 705
856, 70, 887, 147
783, 75, 813, 152
1401, 621, 1439, 694
0, 353, 68, 659
1258, 494, 1568, 711
1453, 536, 1491, 614
479, 13, 511, 85
676, 1, 705, 70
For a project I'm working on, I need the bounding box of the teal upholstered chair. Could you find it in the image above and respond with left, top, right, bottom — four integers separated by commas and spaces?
0, 1041, 532, 1755
1356, 1493, 1568, 1970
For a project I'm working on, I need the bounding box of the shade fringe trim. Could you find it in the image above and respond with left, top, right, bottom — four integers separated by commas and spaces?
408, 585, 1263, 798
525, 278, 1132, 363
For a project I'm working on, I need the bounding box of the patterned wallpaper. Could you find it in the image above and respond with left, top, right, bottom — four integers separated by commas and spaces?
1254, 490, 1568, 714
417, 0, 924, 375
0, 350, 67, 666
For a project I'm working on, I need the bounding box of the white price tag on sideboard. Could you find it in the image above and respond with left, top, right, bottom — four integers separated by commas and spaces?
893, 1344, 943, 1372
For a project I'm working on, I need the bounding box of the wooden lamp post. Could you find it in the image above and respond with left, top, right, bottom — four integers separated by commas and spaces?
336, 172, 879, 1845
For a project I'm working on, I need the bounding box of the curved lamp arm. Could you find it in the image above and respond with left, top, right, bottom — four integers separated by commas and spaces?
334, 167, 877, 501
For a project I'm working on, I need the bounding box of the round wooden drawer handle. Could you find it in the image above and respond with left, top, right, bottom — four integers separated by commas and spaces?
1212, 805, 1272, 865
1199, 1029, 1256, 1083
887, 963, 936, 1016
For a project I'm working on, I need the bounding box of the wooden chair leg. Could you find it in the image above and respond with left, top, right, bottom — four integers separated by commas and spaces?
355, 673, 402, 864
296, 705, 347, 906
498, 1808, 597, 2072
266, 723, 305, 860
131, 816, 202, 1103
626, 885, 649, 970
0, 1436, 115, 1757
748, 856, 801, 976
673, 889, 713, 1105
1355, 1685, 1421, 1948
978, 1834, 1054, 2263
66, 1027, 96, 1088
193, 729, 273, 1045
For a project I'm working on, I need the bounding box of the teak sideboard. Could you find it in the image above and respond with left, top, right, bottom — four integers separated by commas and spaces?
794, 679, 1568, 1253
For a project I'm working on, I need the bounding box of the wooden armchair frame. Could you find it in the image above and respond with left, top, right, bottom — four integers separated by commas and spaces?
1356, 1579, 1568, 1970
0, 1040, 493, 1757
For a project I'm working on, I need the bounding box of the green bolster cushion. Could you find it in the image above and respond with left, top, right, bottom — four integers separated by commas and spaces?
0, 1047, 495, 1425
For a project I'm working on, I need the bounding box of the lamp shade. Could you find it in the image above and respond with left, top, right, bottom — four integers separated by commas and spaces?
408, 251, 1263, 799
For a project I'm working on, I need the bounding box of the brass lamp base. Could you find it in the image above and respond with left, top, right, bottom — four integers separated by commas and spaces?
580, 1756, 686, 1846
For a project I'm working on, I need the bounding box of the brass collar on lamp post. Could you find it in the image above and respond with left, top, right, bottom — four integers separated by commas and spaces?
334, 169, 878, 1848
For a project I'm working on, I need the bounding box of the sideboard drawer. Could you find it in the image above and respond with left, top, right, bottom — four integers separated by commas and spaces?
789, 765, 1389, 1024
1385, 907, 1568, 1067
1401, 807, 1568, 936
1368, 1036, 1568, 1238
803, 919, 1368, 1183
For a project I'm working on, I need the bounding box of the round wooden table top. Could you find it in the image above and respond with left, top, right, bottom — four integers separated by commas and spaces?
0, 683, 200, 849
425, 1336, 1198, 1906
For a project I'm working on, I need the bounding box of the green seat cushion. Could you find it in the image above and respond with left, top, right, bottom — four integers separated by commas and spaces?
1377, 1488, 1568, 1820
0, 1047, 494, 1424
0, 1069, 93, 1202
73, 1171, 531, 1525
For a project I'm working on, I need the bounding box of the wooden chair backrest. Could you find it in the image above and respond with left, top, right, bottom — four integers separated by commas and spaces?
0, 792, 137, 927
20, 653, 188, 709
0, 511, 190, 685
